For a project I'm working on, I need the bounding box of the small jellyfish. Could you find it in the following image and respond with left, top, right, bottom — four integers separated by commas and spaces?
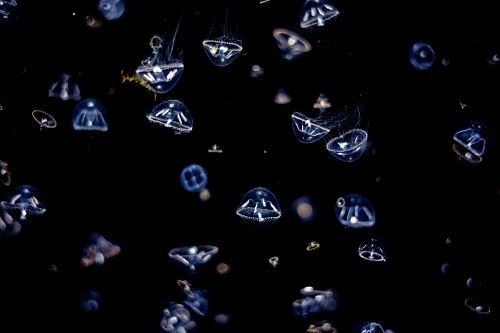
208, 144, 222, 153
1, 185, 46, 221
464, 298, 490, 315
0, 0, 20, 22
180, 164, 208, 193
306, 241, 320, 251
98, 0, 126, 21
269, 256, 279, 267
146, 99, 193, 134
485, 47, 500, 65
80, 289, 103, 312
73, 98, 108, 132
0, 160, 12, 186
48, 73, 81, 101
291, 195, 317, 223
32, 110, 57, 130
358, 238, 386, 262
307, 320, 338, 333
80, 233, 121, 267
409, 42, 435, 70
250, 64, 264, 77
452, 120, 491, 164
0, 204, 21, 237
292, 286, 337, 319
182, 287, 209, 317
160, 302, 197, 333
291, 112, 330, 144
352, 322, 387, 333
273, 28, 312, 61
335, 193, 375, 228
274, 88, 292, 104
236, 187, 282, 231
168, 245, 218, 274
326, 128, 368, 162
300, 0, 340, 29
313, 93, 332, 111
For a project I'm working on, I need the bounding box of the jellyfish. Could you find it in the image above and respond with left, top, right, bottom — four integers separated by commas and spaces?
73, 98, 108, 132
202, 2, 242, 67
0, 185, 46, 221
236, 187, 281, 232
409, 42, 435, 71
307, 320, 338, 333
146, 99, 193, 134
48, 73, 81, 101
0, 160, 11, 186
335, 193, 375, 228
0, 204, 21, 237
160, 302, 196, 333
98, 0, 126, 21
32, 110, 57, 130
0, 0, 19, 22
326, 128, 368, 162
168, 245, 218, 274
292, 286, 338, 319
352, 322, 387, 333
300, 0, 339, 29
464, 298, 491, 315
273, 28, 312, 61
80, 233, 121, 267
452, 120, 491, 164
179, 282, 210, 317
80, 289, 103, 312
180, 164, 208, 193
358, 238, 386, 262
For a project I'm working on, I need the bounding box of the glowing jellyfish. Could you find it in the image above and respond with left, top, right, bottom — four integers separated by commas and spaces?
80, 289, 103, 312
306, 241, 320, 251
292, 195, 317, 223
168, 245, 218, 274
0, 204, 21, 237
135, 29, 184, 94
180, 164, 208, 193
178, 281, 210, 317
452, 120, 491, 164
0, 0, 19, 22
464, 298, 490, 314
236, 187, 282, 231
1, 185, 46, 221
274, 88, 292, 104
269, 256, 279, 267
313, 93, 332, 111
292, 112, 330, 144
0, 160, 11, 186
358, 238, 386, 262
352, 322, 387, 333
73, 98, 108, 132
292, 286, 337, 319
160, 302, 197, 333
32, 110, 57, 130
409, 42, 435, 70
146, 99, 193, 134
80, 233, 121, 267
326, 128, 368, 162
307, 320, 338, 333
485, 47, 500, 65
300, 0, 339, 29
273, 28, 312, 61
48, 73, 81, 101
250, 64, 264, 77
335, 193, 375, 228
98, 0, 126, 21
202, 3, 242, 67
208, 144, 222, 153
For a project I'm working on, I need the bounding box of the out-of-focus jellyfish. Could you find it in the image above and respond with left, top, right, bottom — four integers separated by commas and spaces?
48, 73, 81, 101
466, 276, 482, 288
80, 289, 103, 312
236, 187, 282, 231
273, 28, 312, 61
452, 120, 491, 164
0, 204, 21, 237
202, 3, 242, 67
1, 185, 46, 221
306, 240, 320, 251
84, 14, 102, 28
73, 98, 109, 132
409, 42, 435, 70
307, 320, 338, 333
178, 281, 209, 317
180, 164, 208, 193
292, 286, 338, 319
464, 298, 490, 315
0, 0, 19, 22
146, 99, 193, 134
335, 193, 375, 228
358, 238, 386, 262
352, 322, 387, 333
485, 47, 500, 65
0, 160, 11, 186
160, 302, 197, 333
250, 64, 264, 77
274, 88, 292, 104
291, 195, 317, 223
300, 0, 339, 29
208, 144, 222, 153
168, 245, 218, 274
313, 93, 332, 111
80, 233, 121, 267
326, 128, 368, 162
98, 0, 126, 21
32, 110, 57, 130
269, 256, 279, 267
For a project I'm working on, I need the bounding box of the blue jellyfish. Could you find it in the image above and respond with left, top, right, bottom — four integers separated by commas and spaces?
146, 99, 193, 134
48, 73, 81, 101
180, 164, 208, 193
0, 185, 46, 221
452, 120, 492, 164
98, 0, 126, 21
73, 98, 109, 132
273, 28, 312, 61
409, 42, 435, 70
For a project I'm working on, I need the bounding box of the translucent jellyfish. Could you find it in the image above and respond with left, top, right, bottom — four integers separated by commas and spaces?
291, 195, 317, 223
160, 302, 197, 333
274, 88, 292, 104
32, 110, 57, 130
0, 204, 21, 237
146, 99, 193, 134
48, 73, 81, 101
135, 26, 184, 94
250, 64, 264, 77
409, 42, 435, 70
168, 245, 218, 274
335, 193, 375, 228
181, 286, 209, 317
291, 112, 330, 144
0, 160, 11, 186
269, 256, 279, 267
313, 93, 332, 111
326, 128, 368, 162
358, 238, 386, 262
80, 289, 103, 312
208, 144, 222, 153
352, 322, 387, 333
306, 240, 320, 251
0, 0, 19, 22
73, 98, 108, 132
80, 233, 121, 267
452, 120, 491, 164
0, 185, 46, 221
273, 28, 312, 61
202, 3, 242, 67
464, 298, 490, 315
300, 0, 340, 29
485, 47, 500, 65
292, 286, 338, 319
307, 320, 338, 333
236, 187, 282, 231
97, 0, 126, 21
180, 164, 208, 193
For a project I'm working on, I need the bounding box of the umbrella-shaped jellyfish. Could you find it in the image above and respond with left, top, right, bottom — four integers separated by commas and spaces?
146, 99, 193, 134
358, 238, 386, 262
160, 302, 196, 333
177, 280, 210, 317
452, 120, 491, 164
409, 42, 435, 71
202, 1, 242, 67
300, 0, 340, 29
180, 164, 208, 193
80, 233, 121, 267
335, 193, 375, 228
32, 110, 57, 130
292, 286, 338, 319
98, 0, 126, 21
0, 160, 11, 186
73, 98, 108, 132
273, 28, 312, 61
0, 0, 20, 22
168, 245, 219, 274
0, 185, 46, 221
352, 322, 388, 333
48, 73, 81, 101
236, 187, 281, 232
0, 204, 21, 237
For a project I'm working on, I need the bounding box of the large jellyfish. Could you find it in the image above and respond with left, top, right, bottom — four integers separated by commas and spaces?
0, 185, 46, 221
236, 187, 282, 233
299, 0, 340, 29
146, 99, 193, 134
73, 98, 109, 132
409, 42, 435, 71
452, 120, 492, 164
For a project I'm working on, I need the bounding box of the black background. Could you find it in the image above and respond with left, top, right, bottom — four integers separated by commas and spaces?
0, 1, 499, 333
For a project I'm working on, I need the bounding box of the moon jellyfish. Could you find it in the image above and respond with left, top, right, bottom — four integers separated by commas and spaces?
73, 98, 108, 132
409, 42, 435, 70
352, 322, 387, 333
202, 2, 242, 67
300, 0, 340, 29
0, 160, 11, 186
452, 120, 491, 164
160, 302, 196, 333
80, 233, 121, 267
0, 0, 19, 22
335, 193, 375, 228
358, 238, 386, 262
0, 185, 46, 221
32, 110, 57, 130
464, 298, 490, 315
292, 286, 338, 319
273, 28, 312, 61
236, 187, 282, 232
0, 204, 21, 237
326, 128, 368, 162
146, 99, 193, 134
291, 112, 330, 144
48, 73, 81, 101
180, 164, 208, 193
168, 245, 218, 274
98, 0, 126, 21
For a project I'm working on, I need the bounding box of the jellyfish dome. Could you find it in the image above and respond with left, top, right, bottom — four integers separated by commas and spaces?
146, 99, 193, 134
292, 112, 330, 144
273, 28, 312, 61
0, 185, 46, 221
300, 0, 340, 29
236, 187, 282, 224
452, 120, 492, 163
180, 164, 208, 193
203, 37, 243, 67
335, 193, 375, 228
73, 98, 108, 132
326, 129, 368, 162
409, 42, 435, 70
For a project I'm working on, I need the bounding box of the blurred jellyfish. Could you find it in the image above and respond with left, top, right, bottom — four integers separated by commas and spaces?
306, 240, 320, 251
313, 93, 332, 111
80, 233, 121, 267
48, 73, 81, 101
32, 110, 57, 130
409, 42, 435, 70
273, 28, 312, 61
208, 144, 222, 153
485, 47, 500, 65
1, 185, 46, 221
73, 98, 108, 132
307, 320, 338, 333
98, 0, 126, 21
300, 0, 339, 29
250, 64, 264, 77
274, 88, 292, 104
236, 187, 282, 232
358, 238, 386, 262
292, 286, 338, 319
464, 298, 490, 315
466, 276, 482, 288
291, 112, 330, 144
80, 289, 103, 312
291, 195, 317, 223
202, 2, 242, 67
0, 0, 20, 22
352, 322, 387, 333
180, 164, 208, 193
178, 281, 210, 317
335, 193, 375, 228
0, 204, 21, 237
452, 120, 491, 164
146, 99, 193, 134
0, 160, 11, 186
269, 256, 279, 267
160, 302, 197, 333
168, 245, 218, 274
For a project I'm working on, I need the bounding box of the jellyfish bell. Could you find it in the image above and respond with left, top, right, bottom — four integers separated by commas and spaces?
335, 193, 375, 228
146, 99, 193, 134
0, 185, 46, 221
98, 0, 126, 21
236, 187, 282, 234
409, 42, 436, 70
326, 128, 368, 162
452, 120, 491, 164
48, 73, 81, 101
73, 98, 109, 132
273, 28, 311, 61
168, 245, 219, 274
291, 112, 330, 144
300, 0, 340, 29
